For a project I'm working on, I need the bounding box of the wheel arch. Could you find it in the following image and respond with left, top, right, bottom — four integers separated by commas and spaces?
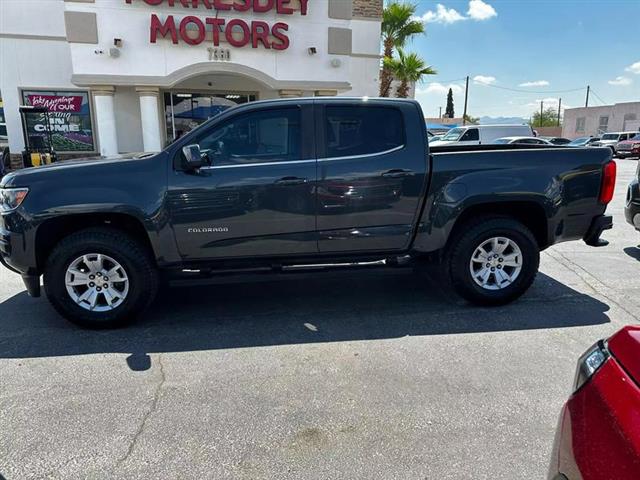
449, 201, 549, 249
35, 213, 156, 273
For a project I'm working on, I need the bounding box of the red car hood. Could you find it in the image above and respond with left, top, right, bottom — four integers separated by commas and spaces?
618, 139, 640, 146
609, 326, 640, 385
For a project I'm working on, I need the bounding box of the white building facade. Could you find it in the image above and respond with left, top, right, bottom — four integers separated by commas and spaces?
563, 101, 640, 139
0, 0, 382, 161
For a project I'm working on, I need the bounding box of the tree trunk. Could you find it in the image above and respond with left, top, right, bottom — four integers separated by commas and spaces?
396, 80, 409, 98
378, 39, 395, 97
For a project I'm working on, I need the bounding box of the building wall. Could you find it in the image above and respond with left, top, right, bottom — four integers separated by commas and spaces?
563, 102, 640, 139
353, 0, 383, 19
1, 0, 383, 156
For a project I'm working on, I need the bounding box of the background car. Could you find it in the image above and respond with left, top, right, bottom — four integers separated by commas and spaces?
567, 136, 601, 147
493, 136, 552, 145
541, 136, 572, 145
616, 133, 640, 159
548, 326, 640, 480
592, 131, 638, 155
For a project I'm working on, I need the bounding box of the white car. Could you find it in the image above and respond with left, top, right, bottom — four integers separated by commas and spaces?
430, 124, 534, 147
592, 131, 638, 154
493, 136, 552, 145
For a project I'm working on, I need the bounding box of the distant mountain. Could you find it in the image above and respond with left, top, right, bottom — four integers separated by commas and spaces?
479, 116, 528, 125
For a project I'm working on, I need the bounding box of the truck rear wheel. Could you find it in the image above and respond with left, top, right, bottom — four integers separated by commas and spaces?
445, 217, 539, 306
44, 228, 158, 328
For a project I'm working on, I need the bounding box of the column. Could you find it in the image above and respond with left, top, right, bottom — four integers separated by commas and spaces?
136, 87, 163, 152
91, 86, 119, 157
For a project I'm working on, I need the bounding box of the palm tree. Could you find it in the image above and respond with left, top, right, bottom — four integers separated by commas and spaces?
379, 2, 425, 97
384, 49, 436, 98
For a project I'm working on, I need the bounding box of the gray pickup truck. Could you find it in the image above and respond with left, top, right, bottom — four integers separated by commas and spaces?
0, 98, 615, 328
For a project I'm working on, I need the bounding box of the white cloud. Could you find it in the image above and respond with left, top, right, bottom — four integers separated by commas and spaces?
467, 0, 497, 20
625, 62, 640, 75
417, 82, 464, 95
608, 76, 632, 86
519, 80, 550, 87
415, 4, 465, 24
473, 75, 496, 85
415, 1, 496, 25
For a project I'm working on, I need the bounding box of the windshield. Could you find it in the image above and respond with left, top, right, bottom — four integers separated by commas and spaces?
493, 138, 511, 144
630, 134, 640, 141
440, 128, 465, 141
569, 137, 589, 145
601, 133, 618, 140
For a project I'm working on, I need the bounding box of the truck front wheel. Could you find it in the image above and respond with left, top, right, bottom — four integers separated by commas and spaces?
445, 217, 540, 306
44, 228, 158, 328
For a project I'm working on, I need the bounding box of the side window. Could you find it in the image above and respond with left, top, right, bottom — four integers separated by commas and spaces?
460, 128, 479, 141
324, 106, 404, 158
195, 108, 301, 166
598, 116, 609, 133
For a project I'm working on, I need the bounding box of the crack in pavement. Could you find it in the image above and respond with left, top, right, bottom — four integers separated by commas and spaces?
116, 353, 166, 468
545, 249, 640, 323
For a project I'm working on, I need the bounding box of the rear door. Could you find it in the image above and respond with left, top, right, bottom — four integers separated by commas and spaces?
315, 100, 429, 253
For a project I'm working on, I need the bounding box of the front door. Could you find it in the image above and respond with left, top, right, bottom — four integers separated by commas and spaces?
315, 101, 429, 253
168, 104, 317, 261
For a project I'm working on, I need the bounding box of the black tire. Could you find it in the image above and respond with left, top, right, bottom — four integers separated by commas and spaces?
444, 216, 539, 306
44, 228, 158, 328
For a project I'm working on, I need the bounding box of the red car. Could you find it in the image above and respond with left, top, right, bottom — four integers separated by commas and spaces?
616, 133, 640, 159
549, 326, 640, 479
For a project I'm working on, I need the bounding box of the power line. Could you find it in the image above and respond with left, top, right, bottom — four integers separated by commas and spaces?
475, 82, 587, 94
589, 88, 609, 106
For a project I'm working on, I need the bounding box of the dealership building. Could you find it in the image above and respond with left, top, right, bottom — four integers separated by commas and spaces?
563, 101, 640, 139
0, 0, 382, 163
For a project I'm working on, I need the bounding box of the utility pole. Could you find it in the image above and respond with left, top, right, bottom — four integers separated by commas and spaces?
585, 85, 590, 108
540, 100, 544, 128
439, 106, 442, 118
462, 75, 469, 125
557, 98, 562, 127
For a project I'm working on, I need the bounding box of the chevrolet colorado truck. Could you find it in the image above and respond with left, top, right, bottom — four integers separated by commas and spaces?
0, 98, 615, 328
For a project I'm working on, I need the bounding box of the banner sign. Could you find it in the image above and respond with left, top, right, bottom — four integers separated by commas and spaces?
27, 94, 84, 113
22, 91, 95, 152
124, 0, 309, 49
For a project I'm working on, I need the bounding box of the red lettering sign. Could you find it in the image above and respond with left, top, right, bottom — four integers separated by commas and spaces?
131, 0, 306, 49
27, 95, 83, 113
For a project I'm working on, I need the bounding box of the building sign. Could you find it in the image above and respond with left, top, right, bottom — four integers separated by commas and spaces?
22, 90, 95, 152
124, 0, 308, 49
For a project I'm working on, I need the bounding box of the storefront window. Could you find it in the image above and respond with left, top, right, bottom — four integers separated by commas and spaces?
21, 90, 95, 152
0, 91, 7, 142
164, 92, 256, 144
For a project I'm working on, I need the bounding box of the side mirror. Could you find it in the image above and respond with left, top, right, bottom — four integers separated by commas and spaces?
182, 144, 204, 169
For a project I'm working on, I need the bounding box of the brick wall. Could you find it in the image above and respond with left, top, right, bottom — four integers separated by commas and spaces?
353, 0, 383, 18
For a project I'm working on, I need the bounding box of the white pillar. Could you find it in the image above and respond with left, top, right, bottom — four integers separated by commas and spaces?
92, 86, 119, 156
136, 87, 163, 152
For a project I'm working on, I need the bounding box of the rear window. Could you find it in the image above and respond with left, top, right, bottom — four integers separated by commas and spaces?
324, 106, 404, 159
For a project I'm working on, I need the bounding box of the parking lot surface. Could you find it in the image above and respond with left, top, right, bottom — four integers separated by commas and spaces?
1, 159, 639, 480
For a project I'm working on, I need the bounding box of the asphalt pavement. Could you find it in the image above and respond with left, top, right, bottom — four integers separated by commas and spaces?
1, 159, 639, 479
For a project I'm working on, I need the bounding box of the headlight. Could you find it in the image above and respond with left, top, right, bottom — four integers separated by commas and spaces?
0, 188, 29, 213
573, 340, 609, 392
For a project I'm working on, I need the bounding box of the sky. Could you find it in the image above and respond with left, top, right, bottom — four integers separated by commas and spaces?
404, 0, 640, 120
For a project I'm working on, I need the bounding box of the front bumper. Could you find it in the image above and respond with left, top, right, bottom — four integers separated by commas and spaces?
0, 212, 41, 296
625, 179, 640, 230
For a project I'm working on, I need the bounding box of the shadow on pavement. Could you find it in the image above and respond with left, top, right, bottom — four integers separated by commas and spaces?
0, 269, 610, 367
623, 246, 640, 261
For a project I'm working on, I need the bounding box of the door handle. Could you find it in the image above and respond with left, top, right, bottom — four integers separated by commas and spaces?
381, 169, 413, 178
275, 176, 308, 186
